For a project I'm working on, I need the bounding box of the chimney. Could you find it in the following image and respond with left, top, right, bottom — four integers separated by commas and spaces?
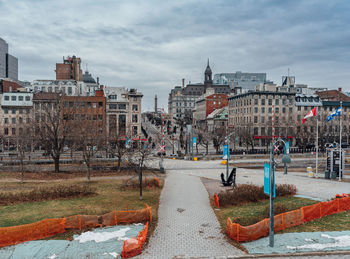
182, 78, 185, 89
338, 87, 342, 92
97, 77, 99, 85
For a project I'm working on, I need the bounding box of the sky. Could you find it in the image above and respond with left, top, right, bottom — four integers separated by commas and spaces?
1, 0, 350, 111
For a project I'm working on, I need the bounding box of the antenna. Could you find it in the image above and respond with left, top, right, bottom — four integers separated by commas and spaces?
86, 63, 88, 72
287, 68, 290, 77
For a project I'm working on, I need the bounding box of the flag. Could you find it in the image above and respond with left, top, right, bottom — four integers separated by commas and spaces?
302, 107, 317, 124
327, 107, 341, 122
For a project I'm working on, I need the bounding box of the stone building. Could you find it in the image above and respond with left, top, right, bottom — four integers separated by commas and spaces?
168, 60, 231, 122
104, 87, 143, 138
0, 91, 33, 150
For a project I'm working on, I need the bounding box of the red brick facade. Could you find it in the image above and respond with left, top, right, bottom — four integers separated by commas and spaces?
0, 79, 21, 93
205, 94, 228, 116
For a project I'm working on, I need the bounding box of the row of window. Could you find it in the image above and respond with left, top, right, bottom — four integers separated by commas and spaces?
4, 117, 30, 124
4, 95, 31, 101
33, 86, 73, 94
3, 108, 31, 114
63, 101, 104, 109
62, 114, 104, 121
3, 127, 27, 135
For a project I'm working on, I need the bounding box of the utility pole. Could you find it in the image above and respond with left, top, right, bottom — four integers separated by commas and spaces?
269, 141, 274, 247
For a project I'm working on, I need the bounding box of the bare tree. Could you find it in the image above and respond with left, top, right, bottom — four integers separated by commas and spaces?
108, 138, 127, 171
212, 126, 225, 154
197, 129, 211, 155
127, 140, 154, 200
70, 119, 106, 181
33, 93, 72, 173
16, 126, 33, 183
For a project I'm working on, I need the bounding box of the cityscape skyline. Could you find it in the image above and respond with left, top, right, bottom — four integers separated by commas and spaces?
1, 0, 350, 110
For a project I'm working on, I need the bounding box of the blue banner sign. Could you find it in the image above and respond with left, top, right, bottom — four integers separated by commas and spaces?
264, 163, 275, 197
286, 141, 290, 154
192, 137, 197, 147
223, 145, 230, 159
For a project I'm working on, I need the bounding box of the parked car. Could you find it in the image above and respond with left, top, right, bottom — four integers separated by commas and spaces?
305, 143, 315, 149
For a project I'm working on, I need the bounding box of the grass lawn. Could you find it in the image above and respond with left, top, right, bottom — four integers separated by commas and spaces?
215, 196, 350, 237
0, 179, 162, 240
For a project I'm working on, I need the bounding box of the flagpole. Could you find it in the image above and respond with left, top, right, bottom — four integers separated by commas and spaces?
339, 101, 342, 182
316, 107, 318, 178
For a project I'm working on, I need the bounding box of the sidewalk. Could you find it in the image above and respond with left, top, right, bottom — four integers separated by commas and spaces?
139, 171, 244, 258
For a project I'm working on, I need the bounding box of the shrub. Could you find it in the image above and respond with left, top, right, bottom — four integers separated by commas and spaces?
0, 184, 96, 206
120, 177, 160, 190
217, 183, 296, 207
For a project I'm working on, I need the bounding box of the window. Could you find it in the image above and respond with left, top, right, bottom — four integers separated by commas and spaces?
261, 127, 265, 135
261, 107, 265, 113
275, 99, 279, 105
98, 102, 103, 108
81, 102, 85, 108
275, 107, 279, 113
92, 103, 97, 108
87, 102, 91, 108
26, 118, 30, 124
64, 101, 68, 108
304, 106, 307, 111
268, 107, 272, 113
109, 95, 117, 100
19, 117, 23, 124
19, 96, 24, 101
12, 109, 16, 114
268, 99, 272, 105
4, 118, 8, 124
254, 99, 258, 105
118, 104, 126, 110
133, 97, 137, 101
25, 96, 30, 101
254, 127, 259, 135
261, 116, 265, 123
75, 102, 80, 108
254, 107, 258, 113
12, 128, 16, 135
109, 104, 117, 109
11, 96, 16, 101
132, 104, 138, 111
26, 108, 30, 114
93, 115, 97, 120
55, 87, 59, 93
69, 102, 74, 108
12, 118, 16, 124
98, 115, 103, 120
254, 116, 258, 123
61, 87, 66, 94
261, 99, 265, 105
4, 95, 9, 101
289, 99, 293, 105
298, 106, 301, 111
68, 87, 72, 95
132, 114, 138, 123
48, 86, 52, 92
4, 128, 8, 135
282, 107, 286, 113
282, 99, 287, 105
289, 107, 293, 113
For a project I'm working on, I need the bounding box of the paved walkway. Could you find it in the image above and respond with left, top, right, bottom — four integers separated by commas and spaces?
140, 170, 244, 258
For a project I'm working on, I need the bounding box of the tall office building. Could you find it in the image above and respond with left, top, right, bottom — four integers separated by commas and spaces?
0, 37, 18, 80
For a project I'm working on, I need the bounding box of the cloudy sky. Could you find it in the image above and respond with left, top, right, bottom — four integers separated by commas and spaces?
1, 0, 349, 111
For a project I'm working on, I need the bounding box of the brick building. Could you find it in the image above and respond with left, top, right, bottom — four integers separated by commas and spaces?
55, 55, 82, 81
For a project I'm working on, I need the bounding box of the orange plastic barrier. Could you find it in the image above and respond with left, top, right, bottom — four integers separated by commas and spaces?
154, 177, 160, 187
227, 196, 350, 242
213, 193, 220, 208
0, 218, 66, 247
0, 204, 152, 248
122, 221, 149, 258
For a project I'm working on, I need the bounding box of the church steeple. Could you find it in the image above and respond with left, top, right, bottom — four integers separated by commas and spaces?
204, 58, 212, 85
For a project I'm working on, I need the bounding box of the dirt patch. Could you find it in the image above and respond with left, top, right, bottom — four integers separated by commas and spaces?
201, 177, 233, 197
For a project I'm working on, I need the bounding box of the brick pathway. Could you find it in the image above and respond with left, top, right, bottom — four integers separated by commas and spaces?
139, 170, 244, 258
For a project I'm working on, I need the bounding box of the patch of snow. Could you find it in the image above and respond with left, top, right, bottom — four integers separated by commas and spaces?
48, 254, 57, 259
304, 238, 313, 242
74, 227, 131, 243
109, 252, 119, 258
287, 234, 350, 250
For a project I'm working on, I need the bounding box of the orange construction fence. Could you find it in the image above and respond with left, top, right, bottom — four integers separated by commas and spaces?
0, 204, 152, 248
227, 196, 350, 242
213, 193, 220, 208
121, 221, 149, 258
